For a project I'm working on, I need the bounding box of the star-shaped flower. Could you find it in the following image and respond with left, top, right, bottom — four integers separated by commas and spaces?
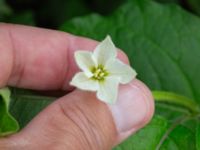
70, 36, 137, 104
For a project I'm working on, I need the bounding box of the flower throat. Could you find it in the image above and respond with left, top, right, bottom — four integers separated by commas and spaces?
91, 65, 108, 81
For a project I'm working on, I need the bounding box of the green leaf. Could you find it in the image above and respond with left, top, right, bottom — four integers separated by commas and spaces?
10, 88, 54, 128
197, 123, 200, 150
160, 121, 196, 150
60, 0, 200, 104
0, 88, 19, 136
60, 0, 200, 149
61, 0, 200, 102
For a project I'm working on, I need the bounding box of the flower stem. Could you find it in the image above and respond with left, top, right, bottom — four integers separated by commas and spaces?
152, 91, 200, 114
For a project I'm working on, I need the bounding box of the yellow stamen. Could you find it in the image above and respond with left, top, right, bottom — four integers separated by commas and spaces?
91, 65, 108, 81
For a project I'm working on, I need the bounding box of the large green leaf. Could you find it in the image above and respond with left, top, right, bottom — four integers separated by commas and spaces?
0, 88, 19, 136
61, 0, 200, 102
60, 0, 200, 149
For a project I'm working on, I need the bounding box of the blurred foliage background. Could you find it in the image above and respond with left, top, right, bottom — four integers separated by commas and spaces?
1, 0, 200, 29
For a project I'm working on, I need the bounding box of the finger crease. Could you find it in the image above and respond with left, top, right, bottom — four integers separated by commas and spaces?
58, 102, 94, 150
75, 103, 102, 148
7, 25, 16, 84
7, 25, 26, 87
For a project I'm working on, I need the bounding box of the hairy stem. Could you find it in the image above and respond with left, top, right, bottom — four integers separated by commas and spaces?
152, 91, 200, 114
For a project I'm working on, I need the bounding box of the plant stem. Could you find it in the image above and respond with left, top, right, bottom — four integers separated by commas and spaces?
152, 91, 200, 114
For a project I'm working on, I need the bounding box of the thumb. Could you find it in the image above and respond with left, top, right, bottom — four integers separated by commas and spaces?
0, 79, 154, 150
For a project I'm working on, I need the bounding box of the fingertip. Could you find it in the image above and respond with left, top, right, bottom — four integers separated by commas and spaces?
108, 79, 154, 144
129, 79, 154, 127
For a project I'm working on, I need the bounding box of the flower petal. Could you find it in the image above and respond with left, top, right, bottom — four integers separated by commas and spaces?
70, 72, 98, 91
93, 36, 117, 65
97, 77, 120, 104
74, 51, 96, 77
105, 59, 137, 84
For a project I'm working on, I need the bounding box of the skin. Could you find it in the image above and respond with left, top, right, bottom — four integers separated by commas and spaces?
0, 23, 154, 150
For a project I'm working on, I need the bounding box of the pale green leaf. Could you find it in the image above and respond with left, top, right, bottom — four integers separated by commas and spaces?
0, 88, 19, 136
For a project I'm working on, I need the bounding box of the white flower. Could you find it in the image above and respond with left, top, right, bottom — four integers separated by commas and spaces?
70, 36, 137, 104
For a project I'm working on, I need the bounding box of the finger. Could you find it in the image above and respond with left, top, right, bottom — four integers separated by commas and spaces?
0, 23, 128, 90
0, 79, 154, 150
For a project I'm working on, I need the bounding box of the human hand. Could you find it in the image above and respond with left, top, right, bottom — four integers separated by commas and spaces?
0, 23, 154, 150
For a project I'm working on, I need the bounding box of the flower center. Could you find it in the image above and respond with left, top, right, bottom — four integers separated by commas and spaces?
91, 65, 108, 81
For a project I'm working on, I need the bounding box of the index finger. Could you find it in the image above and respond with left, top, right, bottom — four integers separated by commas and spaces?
0, 23, 128, 90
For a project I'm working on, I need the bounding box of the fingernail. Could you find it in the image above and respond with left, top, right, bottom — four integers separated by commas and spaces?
108, 79, 153, 135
